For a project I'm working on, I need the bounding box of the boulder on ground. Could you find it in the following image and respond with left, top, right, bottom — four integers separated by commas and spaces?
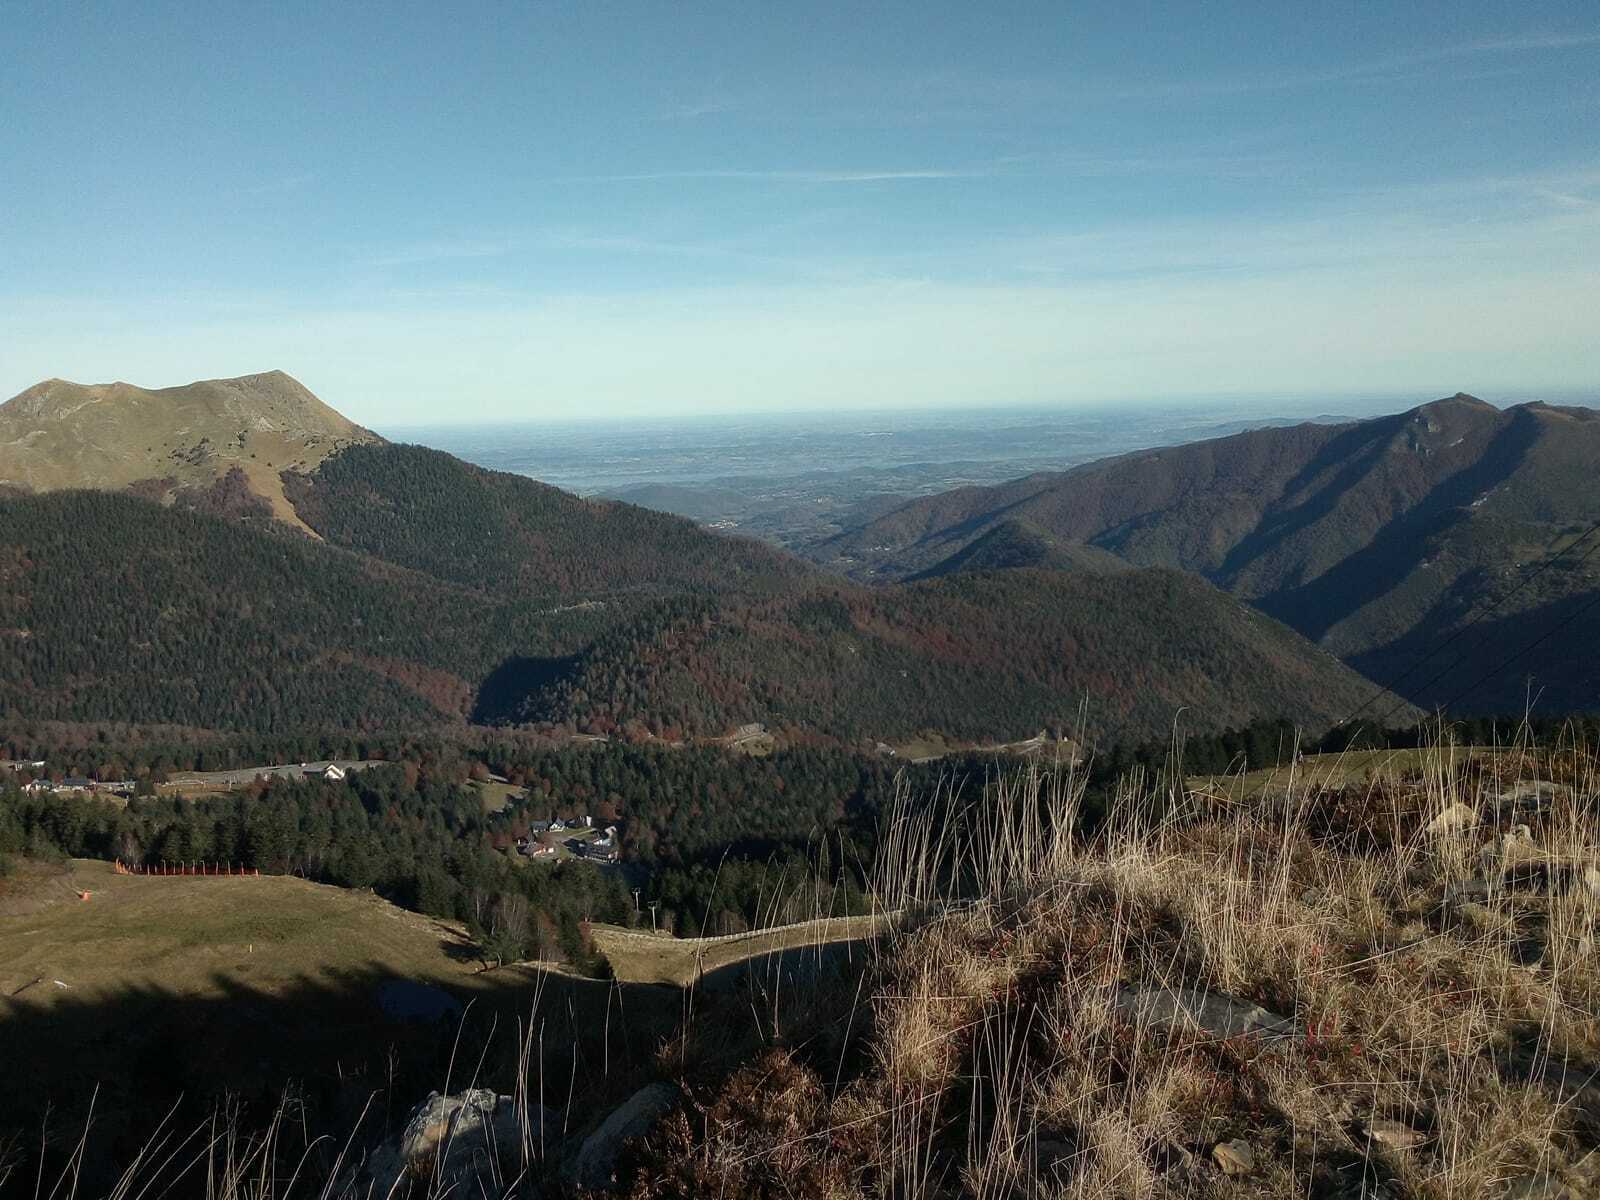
367, 1088, 555, 1197
563, 1082, 679, 1192
1423, 802, 1478, 838
1364, 1118, 1426, 1150
1110, 986, 1302, 1044
1490, 780, 1569, 813
1211, 1139, 1254, 1175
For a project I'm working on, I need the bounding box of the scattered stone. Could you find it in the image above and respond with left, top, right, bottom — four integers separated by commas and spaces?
563, 1082, 679, 1192
1211, 1139, 1254, 1176
368, 1088, 553, 1198
1111, 986, 1302, 1044
1505, 1172, 1578, 1199
1424, 802, 1478, 837
1364, 1118, 1426, 1150
1491, 780, 1569, 813
1444, 877, 1491, 904
1500, 855, 1600, 899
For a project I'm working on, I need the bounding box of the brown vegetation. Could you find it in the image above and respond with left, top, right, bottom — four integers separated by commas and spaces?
631, 734, 1600, 1198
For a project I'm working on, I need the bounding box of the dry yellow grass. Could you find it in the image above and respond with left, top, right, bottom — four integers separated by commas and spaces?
637, 739, 1600, 1199
1189, 746, 1503, 801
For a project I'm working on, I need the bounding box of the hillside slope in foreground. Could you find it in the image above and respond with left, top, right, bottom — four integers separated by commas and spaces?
626, 746, 1600, 1199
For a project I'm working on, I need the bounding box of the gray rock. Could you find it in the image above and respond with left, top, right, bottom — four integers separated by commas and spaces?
1444, 877, 1491, 904
1505, 1173, 1578, 1199
563, 1082, 679, 1192
1491, 780, 1569, 813
1364, 1118, 1426, 1150
1211, 1139, 1254, 1175
1424, 802, 1478, 837
1111, 986, 1303, 1044
369, 1089, 555, 1197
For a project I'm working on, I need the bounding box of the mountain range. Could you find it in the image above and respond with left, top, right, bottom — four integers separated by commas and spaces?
817, 394, 1600, 716
0, 371, 1411, 746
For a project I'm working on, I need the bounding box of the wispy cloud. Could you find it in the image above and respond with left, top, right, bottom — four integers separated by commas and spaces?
654, 96, 740, 121
564, 167, 989, 184
1107, 27, 1600, 101
367, 239, 515, 267
236, 171, 317, 196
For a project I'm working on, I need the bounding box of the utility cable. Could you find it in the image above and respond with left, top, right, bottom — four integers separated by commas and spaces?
1336, 517, 1600, 727
1362, 531, 1600, 729
1405, 586, 1600, 724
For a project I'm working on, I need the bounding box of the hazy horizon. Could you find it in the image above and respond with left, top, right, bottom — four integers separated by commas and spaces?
4, 2, 1597, 424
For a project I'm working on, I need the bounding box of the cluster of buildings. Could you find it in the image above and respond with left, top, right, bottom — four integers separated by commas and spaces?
20, 776, 135, 796
5, 759, 361, 799
513, 816, 621, 864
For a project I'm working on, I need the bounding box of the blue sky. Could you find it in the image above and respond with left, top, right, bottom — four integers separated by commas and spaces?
3, 2, 1597, 424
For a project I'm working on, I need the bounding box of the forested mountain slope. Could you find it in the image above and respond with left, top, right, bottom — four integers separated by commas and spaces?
513, 569, 1412, 744
908, 518, 1130, 580
0, 370, 1429, 743
820, 396, 1600, 714
0, 491, 613, 730
282, 442, 806, 600
0, 490, 1406, 744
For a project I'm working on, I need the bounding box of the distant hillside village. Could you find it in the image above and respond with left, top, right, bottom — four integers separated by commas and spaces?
2, 757, 627, 868
3, 759, 363, 796
514, 814, 622, 864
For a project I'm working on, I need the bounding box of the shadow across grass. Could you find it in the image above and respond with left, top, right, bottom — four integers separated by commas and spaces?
0, 960, 680, 1197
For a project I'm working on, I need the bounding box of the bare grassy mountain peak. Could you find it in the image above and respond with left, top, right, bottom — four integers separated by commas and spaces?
0, 370, 381, 531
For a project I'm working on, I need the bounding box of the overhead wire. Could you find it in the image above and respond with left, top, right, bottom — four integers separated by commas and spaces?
1336, 516, 1600, 728
1359, 527, 1600, 729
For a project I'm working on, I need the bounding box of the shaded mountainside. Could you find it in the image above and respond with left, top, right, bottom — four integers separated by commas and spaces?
0, 491, 615, 731
821, 396, 1600, 714
283, 442, 807, 600
512, 569, 1412, 745
0, 371, 379, 531
908, 518, 1130, 581
0, 491, 1404, 745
